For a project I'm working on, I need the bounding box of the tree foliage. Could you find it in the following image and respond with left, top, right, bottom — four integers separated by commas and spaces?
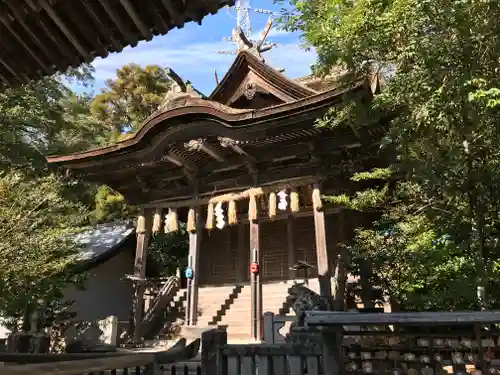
282, 0, 500, 310
0, 171, 89, 328
0, 62, 181, 327
90, 64, 172, 142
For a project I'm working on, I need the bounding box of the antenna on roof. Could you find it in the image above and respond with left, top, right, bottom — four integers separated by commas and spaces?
214, 69, 219, 85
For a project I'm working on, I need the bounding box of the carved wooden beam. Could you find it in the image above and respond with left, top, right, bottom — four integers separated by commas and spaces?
97, 0, 136, 44
119, 0, 153, 40
218, 136, 256, 173
162, 151, 196, 171
184, 139, 225, 162
39, 0, 89, 60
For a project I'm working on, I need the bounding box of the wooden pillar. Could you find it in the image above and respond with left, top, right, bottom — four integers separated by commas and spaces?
313, 183, 332, 300
287, 215, 297, 280
133, 208, 152, 343
250, 198, 263, 341
186, 207, 202, 326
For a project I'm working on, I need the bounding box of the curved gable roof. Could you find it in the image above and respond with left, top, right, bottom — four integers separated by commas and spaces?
46, 85, 358, 166
209, 51, 318, 105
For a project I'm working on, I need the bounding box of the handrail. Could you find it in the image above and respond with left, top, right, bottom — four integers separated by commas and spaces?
140, 276, 180, 338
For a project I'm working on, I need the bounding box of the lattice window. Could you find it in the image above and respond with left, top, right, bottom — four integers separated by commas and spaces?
262, 254, 285, 280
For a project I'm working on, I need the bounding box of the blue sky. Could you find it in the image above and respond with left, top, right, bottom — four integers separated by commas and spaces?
75, 0, 317, 96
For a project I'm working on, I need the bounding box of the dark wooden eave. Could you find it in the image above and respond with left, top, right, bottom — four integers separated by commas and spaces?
45, 75, 388, 205
0, 0, 233, 86
208, 51, 318, 106
46, 83, 363, 166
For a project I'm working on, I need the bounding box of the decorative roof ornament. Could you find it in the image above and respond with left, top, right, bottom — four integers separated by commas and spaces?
158, 68, 206, 111
232, 18, 274, 61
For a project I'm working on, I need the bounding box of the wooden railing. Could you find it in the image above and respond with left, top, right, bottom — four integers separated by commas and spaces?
140, 276, 180, 339
0, 337, 200, 375
201, 328, 322, 375
263, 312, 295, 344
203, 310, 500, 375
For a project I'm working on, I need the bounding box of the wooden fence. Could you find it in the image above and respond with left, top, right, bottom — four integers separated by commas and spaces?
4, 311, 500, 375
203, 310, 500, 375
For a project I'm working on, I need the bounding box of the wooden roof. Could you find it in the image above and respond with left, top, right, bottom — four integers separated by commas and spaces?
46, 52, 386, 205
209, 51, 318, 105
0, 0, 233, 86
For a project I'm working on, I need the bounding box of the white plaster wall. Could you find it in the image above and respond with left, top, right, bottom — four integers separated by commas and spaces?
63, 250, 134, 321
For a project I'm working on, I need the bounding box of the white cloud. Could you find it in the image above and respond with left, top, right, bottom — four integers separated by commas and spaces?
91, 36, 317, 94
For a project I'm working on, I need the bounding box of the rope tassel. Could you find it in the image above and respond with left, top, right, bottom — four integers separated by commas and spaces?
187, 208, 196, 232
206, 203, 214, 230
268, 192, 277, 219
228, 200, 237, 225
136, 214, 146, 234
152, 208, 162, 233
248, 194, 257, 222
165, 208, 178, 233
290, 189, 300, 213
312, 186, 323, 211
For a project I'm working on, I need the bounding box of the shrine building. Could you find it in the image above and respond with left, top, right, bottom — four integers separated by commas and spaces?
46, 25, 388, 343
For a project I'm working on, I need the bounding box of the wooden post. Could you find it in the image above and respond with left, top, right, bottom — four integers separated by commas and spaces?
186, 207, 202, 326
321, 331, 343, 375
133, 208, 152, 343
250, 198, 263, 341
287, 215, 297, 281
201, 328, 227, 375
313, 183, 332, 300
263, 312, 275, 344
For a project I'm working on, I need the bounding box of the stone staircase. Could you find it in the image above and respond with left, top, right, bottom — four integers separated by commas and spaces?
218, 281, 294, 342
175, 279, 344, 343
155, 276, 377, 342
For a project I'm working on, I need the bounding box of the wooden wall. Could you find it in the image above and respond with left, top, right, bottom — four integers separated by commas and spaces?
198, 211, 364, 287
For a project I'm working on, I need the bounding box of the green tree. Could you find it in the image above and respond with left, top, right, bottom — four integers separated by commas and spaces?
0, 66, 103, 327
92, 185, 136, 224
0, 170, 89, 329
0, 65, 109, 171
90, 64, 172, 142
282, 0, 500, 310
149, 226, 189, 277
